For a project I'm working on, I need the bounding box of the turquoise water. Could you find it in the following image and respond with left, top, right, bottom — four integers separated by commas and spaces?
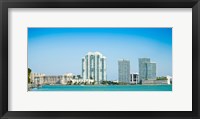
31, 85, 172, 91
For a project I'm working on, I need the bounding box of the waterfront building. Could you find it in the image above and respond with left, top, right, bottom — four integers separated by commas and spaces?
44, 75, 63, 84
30, 72, 93, 85
118, 59, 130, 83
113, 80, 119, 83
141, 80, 168, 85
139, 58, 156, 83
82, 52, 107, 84
130, 73, 139, 84
30, 73, 45, 84
166, 75, 172, 84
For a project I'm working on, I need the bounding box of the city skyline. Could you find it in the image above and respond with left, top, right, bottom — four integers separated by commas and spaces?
28, 28, 172, 80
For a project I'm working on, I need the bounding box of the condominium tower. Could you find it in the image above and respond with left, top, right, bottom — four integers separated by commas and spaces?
139, 58, 156, 82
118, 59, 130, 83
82, 52, 107, 84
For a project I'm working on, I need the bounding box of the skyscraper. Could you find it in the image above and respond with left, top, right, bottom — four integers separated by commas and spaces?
146, 63, 156, 80
82, 52, 106, 84
139, 58, 156, 82
118, 59, 130, 83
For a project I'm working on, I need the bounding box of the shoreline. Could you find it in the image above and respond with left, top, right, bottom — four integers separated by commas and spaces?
29, 85, 172, 91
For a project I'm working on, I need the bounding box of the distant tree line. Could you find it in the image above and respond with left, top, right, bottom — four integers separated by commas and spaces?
101, 81, 119, 85
156, 76, 167, 80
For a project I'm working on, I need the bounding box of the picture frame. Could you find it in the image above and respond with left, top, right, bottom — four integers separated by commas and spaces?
0, 0, 199, 119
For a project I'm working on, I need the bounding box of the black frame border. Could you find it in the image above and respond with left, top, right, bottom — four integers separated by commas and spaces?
0, 0, 199, 119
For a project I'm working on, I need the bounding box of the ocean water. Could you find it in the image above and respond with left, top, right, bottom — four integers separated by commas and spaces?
30, 85, 172, 91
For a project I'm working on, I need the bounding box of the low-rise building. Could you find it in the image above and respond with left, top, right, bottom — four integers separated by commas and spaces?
166, 75, 172, 84
30, 72, 95, 85
141, 79, 169, 85
130, 73, 139, 84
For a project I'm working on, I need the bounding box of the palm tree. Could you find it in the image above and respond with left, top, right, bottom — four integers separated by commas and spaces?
28, 68, 32, 83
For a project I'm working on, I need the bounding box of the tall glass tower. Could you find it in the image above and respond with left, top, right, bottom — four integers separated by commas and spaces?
139, 58, 156, 82
118, 59, 130, 83
82, 52, 106, 84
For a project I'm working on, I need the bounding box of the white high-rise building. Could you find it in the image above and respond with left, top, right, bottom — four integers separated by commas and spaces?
82, 52, 107, 84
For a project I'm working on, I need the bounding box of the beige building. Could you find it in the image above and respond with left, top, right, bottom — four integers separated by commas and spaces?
30, 72, 94, 85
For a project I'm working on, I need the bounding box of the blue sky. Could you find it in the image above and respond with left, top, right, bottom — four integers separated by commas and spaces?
28, 28, 172, 80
